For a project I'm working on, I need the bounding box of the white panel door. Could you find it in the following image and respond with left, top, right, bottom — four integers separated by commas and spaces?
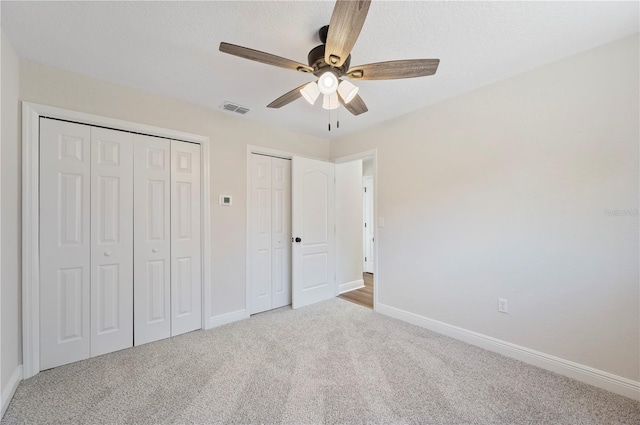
133, 135, 171, 345
250, 154, 273, 314
40, 118, 92, 370
291, 156, 335, 309
90, 127, 134, 357
171, 140, 202, 336
363, 176, 374, 273
271, 158, 292, 309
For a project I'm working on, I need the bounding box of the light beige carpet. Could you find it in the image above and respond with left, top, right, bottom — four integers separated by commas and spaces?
3, 298, 639, 424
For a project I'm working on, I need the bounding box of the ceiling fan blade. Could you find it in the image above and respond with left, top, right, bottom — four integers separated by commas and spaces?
338, 92, 368, 115
347, 59, 440, 80
325, 0, 372, 68
219, 42, 313, 73
267, 83, 310, 108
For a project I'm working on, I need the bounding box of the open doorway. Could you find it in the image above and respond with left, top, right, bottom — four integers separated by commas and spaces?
337, 156, 375, 309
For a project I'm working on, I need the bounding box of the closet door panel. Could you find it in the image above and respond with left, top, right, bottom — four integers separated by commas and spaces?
90, 127, 134, 357
271, 158, 291, 309
171, 141, 202, 336
40, 118, 92, 370
250, 154, 273, 314
134, 135, 171, 345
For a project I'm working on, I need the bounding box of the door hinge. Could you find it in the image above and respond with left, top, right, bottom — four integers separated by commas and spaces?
364, 222, 367, 228
364, 187, 367, 192
365, 257, 367, 262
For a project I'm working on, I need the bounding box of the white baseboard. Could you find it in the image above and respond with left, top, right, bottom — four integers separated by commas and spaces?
1, 365, 22, 418
338, 279, 365, 294
209, 309, 247, 328
376, 303, 640, 401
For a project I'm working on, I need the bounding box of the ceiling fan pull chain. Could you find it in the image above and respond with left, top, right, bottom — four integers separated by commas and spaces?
328, 105, 331, 131
337, 106, 340, 129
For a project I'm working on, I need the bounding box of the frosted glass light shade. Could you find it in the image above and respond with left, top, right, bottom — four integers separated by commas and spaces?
318, 72, 339, 95
300, 82, 320, 105
322, 93, 339, 110
337, 80, 359, 104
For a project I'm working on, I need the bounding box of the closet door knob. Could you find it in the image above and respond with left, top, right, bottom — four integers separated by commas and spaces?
104, 251, 111, 257
152, 248, 158, 253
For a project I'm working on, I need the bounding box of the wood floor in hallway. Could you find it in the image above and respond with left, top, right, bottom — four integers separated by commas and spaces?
338, 273, 373, 309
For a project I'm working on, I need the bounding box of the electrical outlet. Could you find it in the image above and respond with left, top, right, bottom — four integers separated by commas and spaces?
498, 298, 508, 313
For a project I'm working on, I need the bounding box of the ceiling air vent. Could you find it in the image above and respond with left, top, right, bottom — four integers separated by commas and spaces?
221, 101, 250, 115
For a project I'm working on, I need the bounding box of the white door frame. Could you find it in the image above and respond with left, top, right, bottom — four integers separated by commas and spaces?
332, 150, 379, 310
362, 175, 374, 273
245, 146, 329, 317
21, 102, 212, 379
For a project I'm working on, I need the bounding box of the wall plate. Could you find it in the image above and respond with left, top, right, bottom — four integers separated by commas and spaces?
219, 195, 232, 206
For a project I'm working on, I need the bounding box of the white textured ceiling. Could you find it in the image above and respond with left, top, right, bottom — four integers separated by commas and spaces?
2, 1, 638, 140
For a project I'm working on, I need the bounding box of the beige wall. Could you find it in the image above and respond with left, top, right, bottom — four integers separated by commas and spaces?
1, 29, 22, 394
362, 158, 374, 177
335, 160, 363, 289
330, 35, 639, 381
20, 59, 330, 320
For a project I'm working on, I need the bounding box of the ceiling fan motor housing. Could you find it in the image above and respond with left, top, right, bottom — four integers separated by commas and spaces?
308, 43, 350, 75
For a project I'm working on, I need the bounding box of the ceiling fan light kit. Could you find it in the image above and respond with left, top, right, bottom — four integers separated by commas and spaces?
301, 82, 320, 105
318, 71, 339, 95
337, 80, 359, 104
322, 93, 340, 110
219, 0, 439, 129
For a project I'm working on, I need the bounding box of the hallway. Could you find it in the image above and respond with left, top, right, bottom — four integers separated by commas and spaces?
338, 273, 373, 309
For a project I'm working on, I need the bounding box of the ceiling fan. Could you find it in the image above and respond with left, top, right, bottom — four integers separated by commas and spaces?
219, 0, 439, 118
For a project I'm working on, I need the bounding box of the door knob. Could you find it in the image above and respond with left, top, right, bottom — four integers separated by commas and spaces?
104, 251, 111, 257
295, 237, 302, 243
152, 248, 158, 253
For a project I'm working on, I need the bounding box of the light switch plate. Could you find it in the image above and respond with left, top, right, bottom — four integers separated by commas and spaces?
219, 195, 232, 206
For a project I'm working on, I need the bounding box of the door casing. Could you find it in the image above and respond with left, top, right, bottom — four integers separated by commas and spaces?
363, 175, 374, 274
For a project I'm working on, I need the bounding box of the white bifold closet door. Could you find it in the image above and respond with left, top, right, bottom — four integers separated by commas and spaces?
40, 120, 135, 369
250, 154, 291, 315
40, 118, 202, 369
271, 158, 292, 309
170, 140, 202, 336
90, 127, 134, 357
134, 138, 202, 343
40, 119, 92, 370
133, 135, 171, 346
